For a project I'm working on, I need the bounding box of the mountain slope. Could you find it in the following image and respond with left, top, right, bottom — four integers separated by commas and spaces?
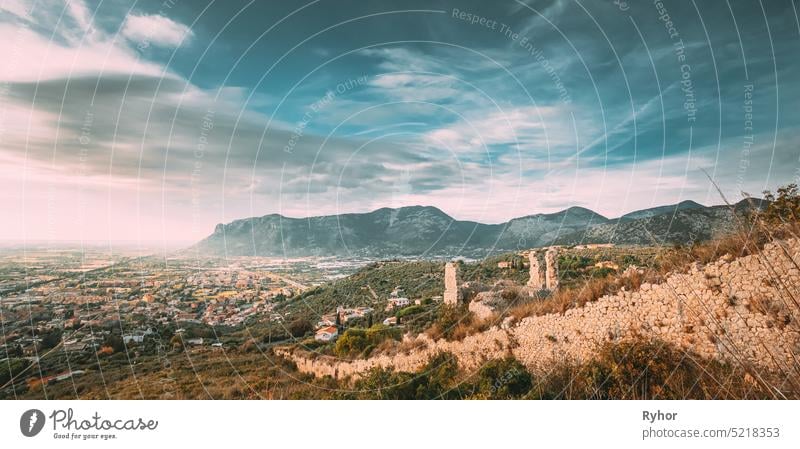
619, 200, 705, 221
555, 199, 766, 246
193, 200, 764, 257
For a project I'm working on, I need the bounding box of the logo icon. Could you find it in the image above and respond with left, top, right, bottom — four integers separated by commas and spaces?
20, 409, 45, 437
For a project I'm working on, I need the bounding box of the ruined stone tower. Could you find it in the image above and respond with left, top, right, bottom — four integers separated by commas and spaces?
545, 247, 559, 291
526, 251, 544, 289
443, 261, 460, 305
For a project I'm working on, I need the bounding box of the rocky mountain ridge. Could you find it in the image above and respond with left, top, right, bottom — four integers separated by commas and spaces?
193, 199, 765, 257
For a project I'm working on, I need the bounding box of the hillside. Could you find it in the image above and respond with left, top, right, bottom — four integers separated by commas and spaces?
279, 233, 800, 400
193, 200, 764, 257
554, 199, 766, 246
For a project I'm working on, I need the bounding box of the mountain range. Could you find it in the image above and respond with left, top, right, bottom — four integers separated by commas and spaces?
192, 198, 766, 257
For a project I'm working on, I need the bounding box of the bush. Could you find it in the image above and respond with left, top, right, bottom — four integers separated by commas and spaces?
473, 357, 532, 399
0, 357, 29, 386
335, 325, 400, 357
352, 352, 463, 399
762, 183, 800, 224
39, 329, 62, 350
103, 335, 125, 353
396, 305, 424, 318
526, 339, 770, 399
427, 305, 474, 341
287, 318, 313, 338
299, 337, 327, 350
590, 267, 616, 278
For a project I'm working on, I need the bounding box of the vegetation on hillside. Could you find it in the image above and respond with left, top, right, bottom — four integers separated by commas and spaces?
8, 185, 799, 400
334, 325, 401, 358
15, 337, 779, 399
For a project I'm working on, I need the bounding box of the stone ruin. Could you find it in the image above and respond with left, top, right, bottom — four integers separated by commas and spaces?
443, 261, 460, 305
526, 251, 543, 289
545, 247, 559, 291
280, 239, 800, 382
282, 239, 800, 385
444, 249, 558, 311
526, 247, 559, 291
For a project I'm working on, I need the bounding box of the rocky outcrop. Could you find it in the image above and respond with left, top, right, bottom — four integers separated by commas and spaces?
469, 292, 497, 319
279, 239, 800, 380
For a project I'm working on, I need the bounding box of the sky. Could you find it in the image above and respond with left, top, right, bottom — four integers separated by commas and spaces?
0, 0, 799, 243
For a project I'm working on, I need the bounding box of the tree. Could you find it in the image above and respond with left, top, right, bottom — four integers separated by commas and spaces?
335, 325, 400, 357
169, 335, 184, 352
288, 318, 313, 338
474, 357, 532, 399
762, 183, 800, 224
334, 328, 368, 356
39, 329, 63, 350
0, 358, 30, 386
103, 334, 125, 353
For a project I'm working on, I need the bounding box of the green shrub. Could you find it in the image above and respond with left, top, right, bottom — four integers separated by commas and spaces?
427, 304, 474, 341
590, 267, 616, 278
396, 305, 424, 318
287, 318, 313, 338
335, 325, 400, 357
473, 357, 532, 399
352, 351, 463, 399
0, 357, 29, 386
761, 183, 800, 223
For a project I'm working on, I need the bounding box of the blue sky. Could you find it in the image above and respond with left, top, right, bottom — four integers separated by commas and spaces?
1, 0, 799, 242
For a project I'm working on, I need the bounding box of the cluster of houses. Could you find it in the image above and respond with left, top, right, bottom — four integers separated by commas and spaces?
174, 329, 224, 348
384, 287, 410, 311
201, 297, 276, 327
314, 305, 375, 341
313, 286, 435, 342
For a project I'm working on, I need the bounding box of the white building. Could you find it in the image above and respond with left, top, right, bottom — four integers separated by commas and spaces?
315, 326, 339, 342
386, 297, 410, 310
122, 334, 145, 344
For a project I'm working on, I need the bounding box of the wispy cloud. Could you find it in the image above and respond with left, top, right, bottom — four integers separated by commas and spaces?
121, 13, 193, 49
0, 0, 798, 241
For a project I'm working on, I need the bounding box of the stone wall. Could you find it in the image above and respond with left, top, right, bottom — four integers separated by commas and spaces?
279, 239, 800, 380
545, 248, 559, 290
276, 328, 511, 380
526, 252, 543, 289
443, 261, 460, 305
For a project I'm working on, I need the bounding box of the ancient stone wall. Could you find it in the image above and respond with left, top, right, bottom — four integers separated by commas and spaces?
280, 239, 800, 380
276, 328, 510, 380
527, 251, 543, 289
443, 261, 460, 305
545, 248, 559, 291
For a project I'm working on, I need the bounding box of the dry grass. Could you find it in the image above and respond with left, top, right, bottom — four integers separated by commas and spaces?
372, 336, 426, 357
509, 200, 800, 323
425, 305, 495, 342
528, 339, 779, 399
507, 186, 800, 397
509, 270, 644, 321
449, 316, 494, 341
